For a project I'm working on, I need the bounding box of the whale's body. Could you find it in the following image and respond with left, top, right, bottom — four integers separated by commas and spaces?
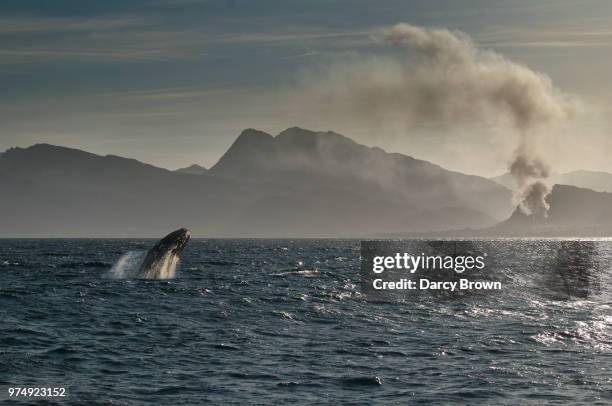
138, 228, 191, 279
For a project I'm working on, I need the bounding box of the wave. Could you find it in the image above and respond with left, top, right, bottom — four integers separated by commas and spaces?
269, 269, 321, 277
60, 261, 112, 269
339, 376, 383, 387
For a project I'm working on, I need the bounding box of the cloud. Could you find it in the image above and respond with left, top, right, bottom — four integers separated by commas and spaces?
0, 15, 205, 63
0, 16, 141, 34
477, 26, 612, 49
0, 14, 374, 64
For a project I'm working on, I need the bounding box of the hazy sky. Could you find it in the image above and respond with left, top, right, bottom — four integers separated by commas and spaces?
1, 0, 611, 175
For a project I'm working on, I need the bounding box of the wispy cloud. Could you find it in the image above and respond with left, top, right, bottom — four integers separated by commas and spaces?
0, 15, 203, 63
117, 86, 241, 101
0, 14, 374, 64
477, 25, 612, 49
0, 16, 142, 34
207, 29, 374, 44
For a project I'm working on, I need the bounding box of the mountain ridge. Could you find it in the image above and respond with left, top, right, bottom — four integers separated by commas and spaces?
489, 184, 612, 236
3, 127, 605, 237
209, 127, 513, 220
175, 164, 208, 175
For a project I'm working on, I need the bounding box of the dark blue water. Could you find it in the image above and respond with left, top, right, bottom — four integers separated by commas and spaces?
1, 239, 612, 405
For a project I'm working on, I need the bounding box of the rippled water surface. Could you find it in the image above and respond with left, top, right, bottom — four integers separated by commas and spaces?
1, 239, 612, 404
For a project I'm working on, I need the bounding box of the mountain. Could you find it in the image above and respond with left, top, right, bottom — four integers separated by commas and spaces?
211, 127, 513, 221
554, 170, 612, 193
492, 185, 612, 236
491, 170, 612, 193
175, 164, 207, 175
0, 144, 260, 237
490, 173, 514, 190
0, 129, 514, 237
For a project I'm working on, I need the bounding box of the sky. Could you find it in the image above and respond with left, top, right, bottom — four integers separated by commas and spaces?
1, 0, 611, 175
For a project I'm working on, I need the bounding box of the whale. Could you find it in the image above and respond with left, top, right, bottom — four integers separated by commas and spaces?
138, 228, 191, 279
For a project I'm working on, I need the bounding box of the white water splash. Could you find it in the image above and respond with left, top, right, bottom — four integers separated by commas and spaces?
108, 251, 145, 279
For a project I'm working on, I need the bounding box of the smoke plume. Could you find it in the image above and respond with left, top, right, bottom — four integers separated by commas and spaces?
300, 23, 575, 215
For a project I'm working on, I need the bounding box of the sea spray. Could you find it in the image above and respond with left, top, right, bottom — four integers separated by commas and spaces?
108, 251, 145, 279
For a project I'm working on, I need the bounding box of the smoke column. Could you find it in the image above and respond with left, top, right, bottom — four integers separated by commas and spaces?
301, 23, 575, 215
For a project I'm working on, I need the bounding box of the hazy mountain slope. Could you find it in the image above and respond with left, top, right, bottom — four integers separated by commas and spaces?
1, 144, 174, 192
224, 189, 498, 238
555, 170, 612, 193
0, 145, 262, 237
491, 185, 612, 236
0, 129, 515, 237
211, 127, 513, 220
490, 173, 514, 190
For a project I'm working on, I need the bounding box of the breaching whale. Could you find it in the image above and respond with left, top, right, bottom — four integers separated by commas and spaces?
138, 228, 191, 279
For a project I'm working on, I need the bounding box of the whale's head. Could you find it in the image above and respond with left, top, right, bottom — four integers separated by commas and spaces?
158, 227, 191, 255
138, 228, 191, 279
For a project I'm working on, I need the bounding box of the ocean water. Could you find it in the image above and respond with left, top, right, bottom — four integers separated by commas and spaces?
1, 239, 611, 405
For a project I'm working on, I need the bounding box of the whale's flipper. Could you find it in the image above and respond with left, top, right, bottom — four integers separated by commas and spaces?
138, 228, 191, 279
